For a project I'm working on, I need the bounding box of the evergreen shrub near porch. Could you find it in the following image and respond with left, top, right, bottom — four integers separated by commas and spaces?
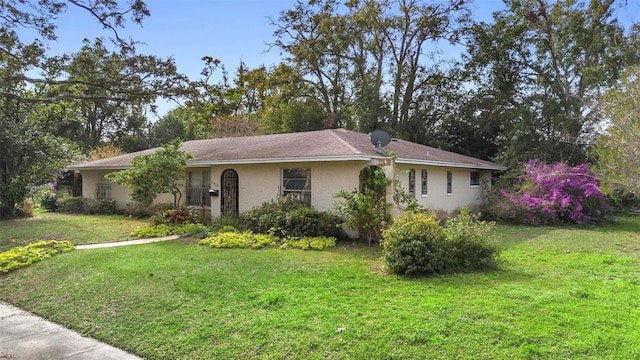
382, 208, 498, 275
241, 197, 346, 240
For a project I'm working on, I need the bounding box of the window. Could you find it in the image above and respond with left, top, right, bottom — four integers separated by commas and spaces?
408, 169, 416, 198
187, 170, 211, 206
96, 175, 111, 200
421, 170, 428, 196
447, 171, 453, 195
470, 171, 481, 187
282, 168, 311, 205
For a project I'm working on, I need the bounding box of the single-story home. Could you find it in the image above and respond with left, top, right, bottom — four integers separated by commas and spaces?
68, 129, 506, 219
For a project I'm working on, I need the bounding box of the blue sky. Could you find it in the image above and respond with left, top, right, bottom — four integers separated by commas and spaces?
49, 0, 639, 117
53, 0, 511, 79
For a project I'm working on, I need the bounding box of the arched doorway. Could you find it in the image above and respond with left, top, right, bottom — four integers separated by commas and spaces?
221, 169, 239, 216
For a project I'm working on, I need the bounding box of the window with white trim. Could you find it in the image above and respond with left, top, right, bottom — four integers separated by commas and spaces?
96, 175, 111, 200
470, 171, 481, 187
187, 170, 211, 206
282, 168, 311, 205
447, 171, 453, 195
408, 169, 416, 198
421, 170, 428, 196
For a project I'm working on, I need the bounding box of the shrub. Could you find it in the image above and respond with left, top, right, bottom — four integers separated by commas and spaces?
382, 211, 448, 275
40, 190, 59, 211
57, 197, 118, 215
242, 198, 345, 239
487, 160, 613, 225
124, 202, 150, 218
130, 223, 206, 238
445, 208, 498, 271
284, 236, 336, 250
200, 230, 337, 251
162, 205, 194, 224
0, 240, 74, 273
211, 215, 246, 232
382, 208, 498, 275
16, 200, 34, 217
88, 199, 118, 215
200, 231, 278, 249
59, 197, 86, 214
124, 202, 173, 218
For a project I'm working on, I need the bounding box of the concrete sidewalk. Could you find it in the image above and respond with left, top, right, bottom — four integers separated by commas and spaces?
0, 302, 142, 360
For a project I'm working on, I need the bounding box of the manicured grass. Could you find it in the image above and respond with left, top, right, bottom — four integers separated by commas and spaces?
1, 217, 639, 359
0, 211, 149, 251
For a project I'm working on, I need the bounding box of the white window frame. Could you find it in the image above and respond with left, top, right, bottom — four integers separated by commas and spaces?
282, 168, 311, 205
96, 175, 111, 201
421, 170, 428, 197
187, 170, 211, 206
470, 171, 481, 188
447, 171, 453, 196
408, 169, 416, 198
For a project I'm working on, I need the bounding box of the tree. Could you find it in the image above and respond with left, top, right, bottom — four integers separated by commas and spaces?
106, 140, 192, 207
463, 0, 637, 166
271, 0, 470, 132
334, 166, 392, 244
89, 143, 124, 160
595, 66, 640, 196
0, 96, 78, 218
0, 1, 186, 103
0, 1, 186, 215
149, 108, 203, 146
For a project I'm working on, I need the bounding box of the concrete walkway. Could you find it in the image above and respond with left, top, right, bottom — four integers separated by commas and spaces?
1, 235, 181, 359
75, 235, 180, 250
0, 302, 142, 360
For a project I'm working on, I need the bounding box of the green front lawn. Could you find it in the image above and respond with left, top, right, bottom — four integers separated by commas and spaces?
0, 216, 639, 359
0, 211, 148, 252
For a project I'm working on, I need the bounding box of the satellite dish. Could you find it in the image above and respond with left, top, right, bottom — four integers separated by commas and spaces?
370, 130, 391, 155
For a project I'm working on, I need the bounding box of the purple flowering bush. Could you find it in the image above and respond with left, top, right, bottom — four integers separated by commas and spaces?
488, 160, 613, 225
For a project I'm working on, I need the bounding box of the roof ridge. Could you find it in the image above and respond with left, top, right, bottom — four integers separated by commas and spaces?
327, 129, 362, 155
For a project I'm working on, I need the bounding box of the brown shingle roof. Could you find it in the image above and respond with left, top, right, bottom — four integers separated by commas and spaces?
69, 129, 506, 170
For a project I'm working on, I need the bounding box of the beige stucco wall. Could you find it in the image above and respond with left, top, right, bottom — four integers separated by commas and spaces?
80, 170, 184, 209
80, 170, 132, 208
393, 165, 491, 215
78, 161, 491, 218
207, 161, 367, 218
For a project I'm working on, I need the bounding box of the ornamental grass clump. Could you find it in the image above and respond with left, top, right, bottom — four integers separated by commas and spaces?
495, 160, 613, 225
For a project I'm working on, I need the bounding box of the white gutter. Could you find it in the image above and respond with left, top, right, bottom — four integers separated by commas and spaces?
69, 155, 506, 171
394, 157, 507, 171
69, 155, 377, 170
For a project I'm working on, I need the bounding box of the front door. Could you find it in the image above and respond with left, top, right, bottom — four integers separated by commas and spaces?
221, 169, 239, 216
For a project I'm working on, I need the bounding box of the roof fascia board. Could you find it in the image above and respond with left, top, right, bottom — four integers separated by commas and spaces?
395, 158, 507, 171
188, 155, 375, 166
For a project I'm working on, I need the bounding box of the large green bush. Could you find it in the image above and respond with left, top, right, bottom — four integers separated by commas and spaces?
59, 197, 86, 213
382, 208, 498, 275
40, 189, 59, 211
242, 198, 345, 239
58, 197, 118, 215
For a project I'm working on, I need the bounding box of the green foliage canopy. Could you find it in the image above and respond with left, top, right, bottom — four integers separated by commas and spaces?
596, 66, 640, 196
106, 140, 192, 207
